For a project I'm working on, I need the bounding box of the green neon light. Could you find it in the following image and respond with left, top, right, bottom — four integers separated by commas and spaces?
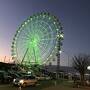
25, 34, 41, 65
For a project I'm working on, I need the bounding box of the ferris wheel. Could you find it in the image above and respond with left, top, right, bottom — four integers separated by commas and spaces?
11, 12, 63, 65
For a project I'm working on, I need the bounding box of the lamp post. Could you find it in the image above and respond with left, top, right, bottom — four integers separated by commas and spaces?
87, 66, 90, 81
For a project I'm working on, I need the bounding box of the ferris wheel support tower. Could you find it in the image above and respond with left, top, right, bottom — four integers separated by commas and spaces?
56, 27, 64, 79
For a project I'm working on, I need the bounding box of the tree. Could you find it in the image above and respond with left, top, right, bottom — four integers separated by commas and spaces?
73, 54, 90, 86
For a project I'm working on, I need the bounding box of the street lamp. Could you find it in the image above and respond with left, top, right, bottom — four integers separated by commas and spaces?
87, 66, 90, 70
87, 66, 90, 81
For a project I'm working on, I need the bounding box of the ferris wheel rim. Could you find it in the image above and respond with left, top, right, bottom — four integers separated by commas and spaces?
11, 12, 63, 65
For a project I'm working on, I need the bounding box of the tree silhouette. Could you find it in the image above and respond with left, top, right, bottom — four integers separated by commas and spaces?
73, 54, 90, 85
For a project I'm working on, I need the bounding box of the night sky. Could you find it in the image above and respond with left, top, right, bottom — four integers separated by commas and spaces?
0, 0, 90, 66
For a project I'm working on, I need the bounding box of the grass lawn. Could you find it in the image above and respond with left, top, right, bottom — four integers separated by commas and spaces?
42, 79, 90, 90
43, 85, 90, 90
34, 79, 90, 90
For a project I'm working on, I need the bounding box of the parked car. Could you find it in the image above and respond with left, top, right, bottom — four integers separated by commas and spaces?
36, 76, 45, 80
13, 75, 37, 87
0, 71, 12, 83
36, 75, 51, 80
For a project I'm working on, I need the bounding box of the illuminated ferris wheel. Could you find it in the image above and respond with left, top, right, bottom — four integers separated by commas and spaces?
11, 12, 64, 66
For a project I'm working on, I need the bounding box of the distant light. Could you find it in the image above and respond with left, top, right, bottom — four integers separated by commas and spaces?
60, 34, 64, 38
19, 80, 24, 84
25, 22, 27, 25
56, 28, 59, 31
27, 71, 31, 74
27, 19, 30, 22
55, 46, 57, 48
30, 18, 32, 20
59, 51, 62, 54
22, 24, 24, 27
57, 34, 59, 37
54, 22, 56, 24
49, 17, 51, 20
43, 15, 45, 18
87, 66, 90, 70
18, 30, 20, 33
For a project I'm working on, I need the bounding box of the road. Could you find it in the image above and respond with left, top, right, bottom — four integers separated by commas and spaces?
1, 84, 90, 90
0, 84, 50, 90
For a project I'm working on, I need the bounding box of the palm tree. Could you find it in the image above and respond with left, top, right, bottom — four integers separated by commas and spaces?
73, 54, 90, 86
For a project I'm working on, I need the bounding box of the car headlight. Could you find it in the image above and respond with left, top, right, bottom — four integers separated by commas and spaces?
19, 80, 24, 84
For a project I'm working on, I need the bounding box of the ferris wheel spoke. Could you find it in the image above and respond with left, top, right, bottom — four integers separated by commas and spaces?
40, 38, 55, 45
41, 21, 57, 36
20, 37, 30, 41
39, 41, 56, 51
38, 42, 48, 50
40, 37, 56, 41
23, 25, 34, 38
37, 22, 52, 37
41, 30, 55, 38
39, 41, 49, 45
38, 22, 49, 32
17, 44, 28, 53
21, 31, 30, 39
34, 22, 45, 36
39, 20, 54, 31
39, 41, 50, 46
38, 42, 48, 48
26, 24, 31, 34
38, 23, 55, 39
38, 22, 51, 32
17, 38, 28, 46
38, 44, 50, 52
37, 44, 47, 55
23, 27, 30, 35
